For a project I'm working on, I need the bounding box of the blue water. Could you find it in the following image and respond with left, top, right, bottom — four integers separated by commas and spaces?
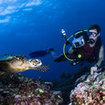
0, 0, 105, 80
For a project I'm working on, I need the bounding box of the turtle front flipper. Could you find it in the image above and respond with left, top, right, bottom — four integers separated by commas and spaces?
29, 65, 49, 72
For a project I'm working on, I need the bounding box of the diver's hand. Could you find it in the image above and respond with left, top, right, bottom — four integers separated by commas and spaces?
90, 65, 98, 75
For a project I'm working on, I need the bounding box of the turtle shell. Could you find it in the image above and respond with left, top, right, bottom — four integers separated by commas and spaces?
0, 55, 27, 62
0, 56, 13, 61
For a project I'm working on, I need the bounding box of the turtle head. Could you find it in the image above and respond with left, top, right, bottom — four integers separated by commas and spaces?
28, 59, 42, 67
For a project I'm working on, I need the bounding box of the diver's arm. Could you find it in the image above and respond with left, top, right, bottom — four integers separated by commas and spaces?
91, 45, 104, 75
68, 46, 74, 54
54, 46, 74, 62
96, 45, 104, 67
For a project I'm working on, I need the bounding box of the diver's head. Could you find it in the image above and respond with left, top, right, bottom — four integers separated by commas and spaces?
72, 31, 89, 48
88, 24, 101, 42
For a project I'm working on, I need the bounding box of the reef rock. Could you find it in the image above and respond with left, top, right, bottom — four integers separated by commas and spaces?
69, 69, 105, 105
0, 73, 63, 105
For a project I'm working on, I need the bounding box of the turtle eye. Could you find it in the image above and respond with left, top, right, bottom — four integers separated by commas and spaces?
35, 59, 39, 62
35, 59, 41, 64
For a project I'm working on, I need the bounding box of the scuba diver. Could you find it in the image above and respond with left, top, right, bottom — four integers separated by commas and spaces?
29, 24, 104, 75
88, 24, 104, 75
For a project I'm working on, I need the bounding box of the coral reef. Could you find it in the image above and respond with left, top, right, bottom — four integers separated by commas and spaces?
52, 66, 91, 105
0, 73, 63, 105
1, 65, 104, 105
69, 69, 105, 105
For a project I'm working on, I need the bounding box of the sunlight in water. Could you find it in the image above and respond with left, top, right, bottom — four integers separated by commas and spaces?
0, 0, 42, 23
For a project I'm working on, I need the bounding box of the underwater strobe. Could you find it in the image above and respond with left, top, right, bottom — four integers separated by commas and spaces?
61, 29, 88, 62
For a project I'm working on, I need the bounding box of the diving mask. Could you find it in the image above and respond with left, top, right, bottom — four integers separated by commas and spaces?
88, 30, 98, 37
88, 30, 100, 44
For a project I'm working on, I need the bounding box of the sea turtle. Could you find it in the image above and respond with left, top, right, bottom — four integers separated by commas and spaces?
0, 54, 49, 75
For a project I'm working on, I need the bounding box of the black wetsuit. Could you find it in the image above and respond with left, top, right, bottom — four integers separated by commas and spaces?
87, 37, 102, 63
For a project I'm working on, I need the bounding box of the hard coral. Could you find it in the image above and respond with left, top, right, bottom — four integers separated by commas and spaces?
70, 70, 105, 105
0, 73, 63, 105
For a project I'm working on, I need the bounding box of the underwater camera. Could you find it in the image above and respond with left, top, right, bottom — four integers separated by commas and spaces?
62, 29, 89, 62
72, 36, 85, 48
72, 31, 89, 48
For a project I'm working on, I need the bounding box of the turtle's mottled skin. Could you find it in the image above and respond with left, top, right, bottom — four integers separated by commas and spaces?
0, 55, 48, 74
